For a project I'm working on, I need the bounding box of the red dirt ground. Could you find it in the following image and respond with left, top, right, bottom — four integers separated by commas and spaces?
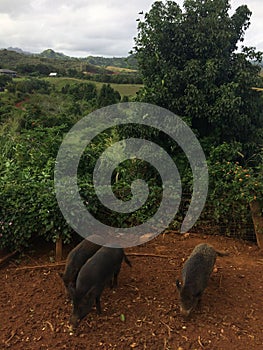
15, 98, 29, 110
1, 232, 263, 350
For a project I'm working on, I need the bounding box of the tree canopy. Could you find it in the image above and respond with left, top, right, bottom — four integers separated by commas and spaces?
133, 0, 263, 159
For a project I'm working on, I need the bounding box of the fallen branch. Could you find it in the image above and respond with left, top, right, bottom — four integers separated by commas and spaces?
198, 335, 205, 348
160, 320, 172, 339
126, 252, 171, 259
13, 253, 171, 271
0, 250, 19, 268
4, 330, 16, 345
44, 320, 54, 332
163, 337, 168, 350
15, 261, 66, 271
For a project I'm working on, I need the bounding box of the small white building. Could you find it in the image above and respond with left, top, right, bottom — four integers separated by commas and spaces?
0, 69, 17, 77
49, 72, 58, 77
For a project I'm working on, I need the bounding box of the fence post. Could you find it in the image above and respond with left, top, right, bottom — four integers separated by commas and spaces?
249, 200, 263, 249
55, 236, 63, 261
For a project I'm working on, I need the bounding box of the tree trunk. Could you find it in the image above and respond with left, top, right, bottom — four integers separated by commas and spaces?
249, 200, 263, 249
55, 236, 63, 262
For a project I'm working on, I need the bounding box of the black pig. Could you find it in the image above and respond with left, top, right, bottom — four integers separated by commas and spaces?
59, 238, 101, 298
69, 246, 131, 328
176, 243, 228, 316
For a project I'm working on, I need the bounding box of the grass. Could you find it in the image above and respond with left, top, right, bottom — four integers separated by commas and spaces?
12, 76, 143, 97
106, 66, 137, 73
44, 77, 143, 97
43, 77, 83, 90
97, 82, 143, 97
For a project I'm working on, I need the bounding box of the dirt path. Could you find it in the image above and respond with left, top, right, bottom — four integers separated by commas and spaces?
1, 232, 263, 349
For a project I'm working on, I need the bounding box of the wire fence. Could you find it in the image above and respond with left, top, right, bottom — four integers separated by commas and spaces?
174, 194, 256, 243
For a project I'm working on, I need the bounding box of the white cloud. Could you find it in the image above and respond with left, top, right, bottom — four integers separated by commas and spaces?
0, 0, 262, 57
0, 0, 33, 17
230, 0, 263, 50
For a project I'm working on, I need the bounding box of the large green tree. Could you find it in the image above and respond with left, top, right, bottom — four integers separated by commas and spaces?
133, 0, 263, 158
97, 83, 121, 107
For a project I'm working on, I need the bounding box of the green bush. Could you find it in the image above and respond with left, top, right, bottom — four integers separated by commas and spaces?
15, 78, 51, 94
62, 82, 97, 102
0, 126, 72, 250
197, 143, 263, 238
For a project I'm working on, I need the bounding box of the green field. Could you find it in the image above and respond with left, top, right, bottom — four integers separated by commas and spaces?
105, 66, 137, 73
43, 77, 143, 97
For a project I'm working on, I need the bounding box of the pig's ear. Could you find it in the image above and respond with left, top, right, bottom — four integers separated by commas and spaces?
176, 279, 182, 292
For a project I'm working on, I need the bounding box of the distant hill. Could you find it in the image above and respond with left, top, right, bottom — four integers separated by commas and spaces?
7, 47, 32, 55
0, 47, 137, 69
0, 48, 140, 84
0, 49, 109, 75
38, 49, 70, 60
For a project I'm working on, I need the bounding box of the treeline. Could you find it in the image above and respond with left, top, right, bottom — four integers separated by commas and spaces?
84, 73, 142, 84
86, 54, 138, 69
61, 82, 123, 107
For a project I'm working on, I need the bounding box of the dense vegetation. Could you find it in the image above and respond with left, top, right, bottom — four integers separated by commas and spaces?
133, 0, 263, 244
0, 76, 140, 250
1, 0, 263, 251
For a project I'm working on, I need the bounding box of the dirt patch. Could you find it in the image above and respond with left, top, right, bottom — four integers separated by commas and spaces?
1, 232, 263, 350
15, 98, 30, 110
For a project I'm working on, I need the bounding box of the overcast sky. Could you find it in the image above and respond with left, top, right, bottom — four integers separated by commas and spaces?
0, 0, 262, 57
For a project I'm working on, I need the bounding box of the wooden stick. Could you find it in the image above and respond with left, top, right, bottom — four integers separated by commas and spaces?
4, 330, 16, 345
15, 261, 66, 271
126, 252, 171, 258
44, 320, 54, 332
198, 336, 205, 348
160, 320, 172, 339
13, 253, 171, 271
249, 200, 263, 249
0, 250, 19, 268
56, 236, 63, 262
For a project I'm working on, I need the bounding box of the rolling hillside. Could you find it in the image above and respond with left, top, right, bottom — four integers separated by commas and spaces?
0, 48, 137, 71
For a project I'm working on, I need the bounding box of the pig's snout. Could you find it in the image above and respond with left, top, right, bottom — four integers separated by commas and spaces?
70, 314, 80, 328
179, 305, 192, 317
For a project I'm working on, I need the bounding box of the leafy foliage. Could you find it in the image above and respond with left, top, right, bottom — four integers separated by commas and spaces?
0, 126, 72, 250
133, 0, 263, 158
97, 84, 121, 107
0, 75, 132, 250
203, 143, 263, 237
15, 78, 51, 94
133, 0, 263, 239
0, 74, 13, 89
86, 54, 138, 69
61, 82, 97, 101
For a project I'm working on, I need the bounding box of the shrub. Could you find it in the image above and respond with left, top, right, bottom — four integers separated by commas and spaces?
0, 126, 72, 250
